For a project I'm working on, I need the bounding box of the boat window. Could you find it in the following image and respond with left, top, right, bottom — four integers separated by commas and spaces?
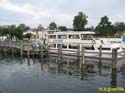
98, 48, 111, 50
48, 35, 56, 39
69, 44, 78, 49
69, 35, 79, 39
58, 35, 67, 39
49, 44, 56, 48
84, 45, 95, 50
81, 34, 92, 40
62, 44, 67, 48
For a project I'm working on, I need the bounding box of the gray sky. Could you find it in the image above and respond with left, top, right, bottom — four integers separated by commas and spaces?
0, 0, 125, 28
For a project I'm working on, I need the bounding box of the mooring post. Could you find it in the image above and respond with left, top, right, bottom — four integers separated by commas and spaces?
27, 43, 30, 66
58, 44, 62, 60
41, 46, 43, 58
81, 46, 85, 80
11, 41, 14, 58
77, 44, 80, 61
27, 43, 30, 57
4, 41, 7, 58
20, 40, 23, 62
111, 48, 117, 87
99, 45, 102, 75
99, 45, 102, 63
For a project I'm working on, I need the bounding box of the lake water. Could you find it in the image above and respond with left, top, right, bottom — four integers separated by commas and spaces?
0, 56, 125, 93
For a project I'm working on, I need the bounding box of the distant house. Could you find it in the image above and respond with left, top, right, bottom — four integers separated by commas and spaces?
114, 32, 121, 38
0, 36, 7, 41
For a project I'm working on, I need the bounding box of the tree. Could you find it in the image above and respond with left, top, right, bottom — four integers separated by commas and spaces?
85, 26, 94, 31
113, 22, 125, 33
18, 24, 30, 31
49, 22, 57, 30
24, 33, 32, 40
95, 16, 114, 36
58, 26, 67, 31
73, 12, 88, 31
14, 27, 23, 40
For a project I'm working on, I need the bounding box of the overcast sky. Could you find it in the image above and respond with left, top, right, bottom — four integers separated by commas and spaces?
0, 0, 125, 28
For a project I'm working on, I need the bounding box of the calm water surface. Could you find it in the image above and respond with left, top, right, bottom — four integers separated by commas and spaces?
0, 56, 125, 93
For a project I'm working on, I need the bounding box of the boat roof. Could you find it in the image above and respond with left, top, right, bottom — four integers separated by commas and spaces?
51, 31, 95, 35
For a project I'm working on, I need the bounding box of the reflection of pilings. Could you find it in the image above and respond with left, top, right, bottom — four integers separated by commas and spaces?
111, 68, 117, 88
111, 49, 117, 88
66, 60, 69, 75
56, 58, 61, 74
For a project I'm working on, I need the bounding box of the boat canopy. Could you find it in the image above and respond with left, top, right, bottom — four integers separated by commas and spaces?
53, 31, 95, 35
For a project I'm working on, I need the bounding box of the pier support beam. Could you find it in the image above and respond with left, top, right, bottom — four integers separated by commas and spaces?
77, 44, 80, 61
81, 46, 85, 80
27, 43, 30, 66
58, 44, 62, 60
111, 49, 117, 88
99, 45, 102, 75
41, 46, 43, 58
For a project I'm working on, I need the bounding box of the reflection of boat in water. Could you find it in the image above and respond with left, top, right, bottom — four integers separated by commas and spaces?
47, 31, 124, 58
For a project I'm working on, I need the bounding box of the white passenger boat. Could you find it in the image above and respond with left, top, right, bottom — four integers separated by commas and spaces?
47, 31, 124, 58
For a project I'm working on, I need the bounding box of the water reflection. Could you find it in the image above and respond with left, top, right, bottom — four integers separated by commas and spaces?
36, 57, 112, 79
0, 56, 125, 93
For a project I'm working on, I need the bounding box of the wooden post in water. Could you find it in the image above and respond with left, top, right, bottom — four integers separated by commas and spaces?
4, 41, 7, 58
81, 46, 85, 80
20, 40, 23, 63
41, 46, 43, 58
11, 41, 14, 58
77, 44, 80, 61
20, 41, 23, 57
82, 46, 85, 65
99, 45, 102, 75
27, 43, 30, 66
58, 44, 62, 60
111, 48, 117, 88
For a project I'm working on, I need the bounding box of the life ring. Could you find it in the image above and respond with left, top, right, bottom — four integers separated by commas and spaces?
92, 38, 96, 44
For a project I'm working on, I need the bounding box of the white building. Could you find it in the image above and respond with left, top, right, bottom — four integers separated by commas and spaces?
0, 36, 7, 41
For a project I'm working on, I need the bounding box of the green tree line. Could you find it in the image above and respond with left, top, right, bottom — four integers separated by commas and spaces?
0, 24, 30, 40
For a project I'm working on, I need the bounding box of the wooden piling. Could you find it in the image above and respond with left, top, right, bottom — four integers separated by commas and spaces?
27, 44, 30, 57
58, 44, 62, 60
82, 46, 85, 64
112, 49, 117, 69
27, 43, 30, 66
99, 45, 102, 63
4, 41, 7, 58
81, 46, 85, 80
77, 44, 80, 61
11, 41, 14, 58
41, 46, 43, 58
99, 45, 102, 75
20, 40, 23, 64
111, 48, 117, 87
20, 40, 23, 58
